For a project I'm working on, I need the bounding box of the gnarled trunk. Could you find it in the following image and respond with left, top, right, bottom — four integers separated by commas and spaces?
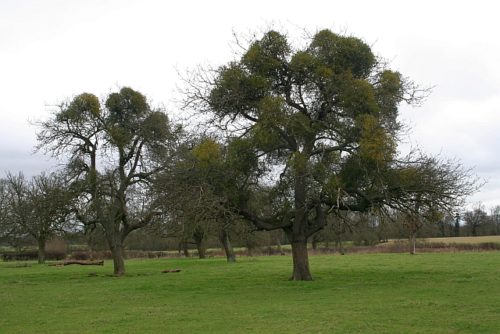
109, 237, 125, 276
289, 162, 314, 281
193, 228, 206, 259
37, 237, 46, 264
220, 229, 236, 263
290, 238, 312, 281
111, 244, 125, 276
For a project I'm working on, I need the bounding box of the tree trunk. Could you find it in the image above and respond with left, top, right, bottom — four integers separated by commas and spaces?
178, 240, 190, 257
182, 241, 190, 258
37, 238, 46, 264
311, 234, 318, 250
195, 240, 206, 259
290, 237, 313, 281
409, 230, 416, 255
220, 229, 236, 263
289, 162, 313, 281
439, 221, 446, 237
337, 238, 344, 255
454, 219, 460, 237
276, 238, 285, 255
192, 228, 206, 259
86, 232, 96, 260
110, 239, 125, 276
246, 244, 254, 256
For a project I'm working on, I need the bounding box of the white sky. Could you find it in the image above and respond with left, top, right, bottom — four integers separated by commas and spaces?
1, 0, 499, 210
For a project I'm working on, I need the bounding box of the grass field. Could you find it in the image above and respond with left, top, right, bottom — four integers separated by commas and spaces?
1, 252, 500, 333
421, 235, 500, 244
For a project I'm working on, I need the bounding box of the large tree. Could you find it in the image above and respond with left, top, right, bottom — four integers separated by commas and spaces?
185, 29, 477, 280
37, 87, 178, 275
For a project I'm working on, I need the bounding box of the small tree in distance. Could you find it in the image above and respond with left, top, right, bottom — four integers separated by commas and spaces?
464, 204, 488, 236
1, 172, 74, 263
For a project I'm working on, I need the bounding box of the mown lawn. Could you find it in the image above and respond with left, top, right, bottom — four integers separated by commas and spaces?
1, 252, 499, 333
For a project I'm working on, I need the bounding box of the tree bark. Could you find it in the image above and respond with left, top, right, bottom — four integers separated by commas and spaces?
193, 228, 206, 259
37, 237, 46, 264
110, 239, 125, 276
220, 229, 236, 263
196, 241, 206, 259
287, 231, 313, 281
287, 162, 314, 280
289, 237, 313, 281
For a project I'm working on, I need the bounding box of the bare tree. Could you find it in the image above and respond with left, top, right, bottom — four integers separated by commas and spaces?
490, 205, 500, 235
464, 204, 488, 237
380, 154, 480, 254
2, 172, 74, 263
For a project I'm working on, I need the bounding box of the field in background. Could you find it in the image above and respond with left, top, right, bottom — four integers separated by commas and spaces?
3, 235, 500, 262
1, 252, 500, 333
419, 235, 500, 244
367, 236, 500, 254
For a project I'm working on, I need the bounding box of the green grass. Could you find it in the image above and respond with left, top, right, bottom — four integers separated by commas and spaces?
1, 253, 500, 333
382, 235, 500, 245
421, 235, 500, 244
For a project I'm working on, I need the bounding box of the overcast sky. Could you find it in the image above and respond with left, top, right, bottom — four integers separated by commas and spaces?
1, 0, 499, 210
